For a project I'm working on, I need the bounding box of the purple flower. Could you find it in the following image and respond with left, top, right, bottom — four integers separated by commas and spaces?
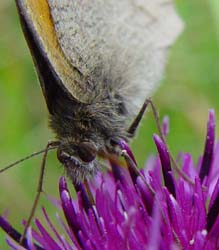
1, 109, 219, 249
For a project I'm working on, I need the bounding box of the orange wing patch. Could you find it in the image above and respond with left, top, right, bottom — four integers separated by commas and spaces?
16, 0, 92, 104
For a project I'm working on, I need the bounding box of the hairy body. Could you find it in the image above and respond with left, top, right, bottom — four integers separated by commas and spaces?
15, 0, 183, 182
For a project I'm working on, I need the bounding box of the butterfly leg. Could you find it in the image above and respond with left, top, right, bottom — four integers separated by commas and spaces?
19, 140, 60, 244
128, 98, 194, 185
128, 98, 166, 142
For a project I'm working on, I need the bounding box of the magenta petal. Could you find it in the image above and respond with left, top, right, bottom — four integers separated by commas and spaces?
60, 189, 81, 242
0, 217, 28, 249
136, 177, 154, 215
41, 207, 68, 249
207, 214, 219, 246
0, 216, 44, 250
6, 238, 27, 250
26, 228, 37, 250
119, 139, 137, 165
207, 189, 219, 232
35, 219, 61, 250
165, 189, 188, 247
0, 216, 23, 244
147, 195, 161, 249
2, 110, 219, 249
59, 176, 68, 192
55, 213, 80, 249
199, 109, 215, 182
76, 183, 93, 212
154, 134, 176, 197
193, 178, 206, 231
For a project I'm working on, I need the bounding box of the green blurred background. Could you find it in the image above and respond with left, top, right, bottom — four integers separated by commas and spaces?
0, 0, 219, 247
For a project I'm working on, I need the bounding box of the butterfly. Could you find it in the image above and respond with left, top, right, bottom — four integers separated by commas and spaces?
15, 0, 183, 182
2, 0, 183, 242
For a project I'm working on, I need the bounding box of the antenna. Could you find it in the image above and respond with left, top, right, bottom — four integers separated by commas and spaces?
0, 145, 58, 173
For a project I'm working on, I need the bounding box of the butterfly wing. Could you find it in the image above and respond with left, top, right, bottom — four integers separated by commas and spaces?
15, 0, 94, 115
48, 0, 183, 114
16, 0, 183, 116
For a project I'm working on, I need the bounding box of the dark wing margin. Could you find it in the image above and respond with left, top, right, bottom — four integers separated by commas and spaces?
15, 0, 92, 114
15, 1, 66, 114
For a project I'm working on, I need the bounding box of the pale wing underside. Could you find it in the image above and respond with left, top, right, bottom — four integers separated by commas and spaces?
16, 0, 95, 104
48, 0, 183, 111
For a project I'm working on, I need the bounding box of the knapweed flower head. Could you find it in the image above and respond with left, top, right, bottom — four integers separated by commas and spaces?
1, 109, 219, 249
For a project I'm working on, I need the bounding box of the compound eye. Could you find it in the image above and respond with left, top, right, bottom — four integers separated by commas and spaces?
77, 142, 97, 163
